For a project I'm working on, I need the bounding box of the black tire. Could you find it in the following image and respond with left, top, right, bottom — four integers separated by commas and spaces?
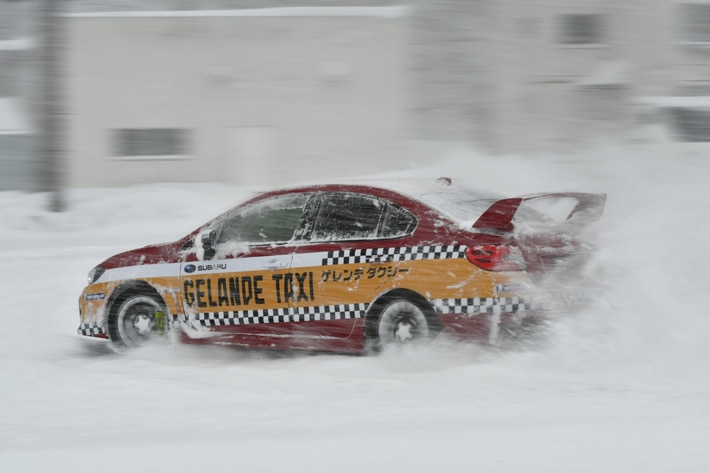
369, 297, 436, 351
108, 291, 168, 349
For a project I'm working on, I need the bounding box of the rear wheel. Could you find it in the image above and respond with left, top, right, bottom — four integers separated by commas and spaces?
108, 291, 168, 349
370, 298, 435, 351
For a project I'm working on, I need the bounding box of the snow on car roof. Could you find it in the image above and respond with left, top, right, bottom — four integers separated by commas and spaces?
339, 177, 505, 226
245, 178, 503, 228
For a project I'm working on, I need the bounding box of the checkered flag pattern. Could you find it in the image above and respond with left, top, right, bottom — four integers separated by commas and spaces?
196, 307, 290, 327
195, 303, 368, 327
292, 303, 367, 322
77, 321, 106, 336
169, 313, 189, 328
433, 297, 533, 316
321, 245, 467, 266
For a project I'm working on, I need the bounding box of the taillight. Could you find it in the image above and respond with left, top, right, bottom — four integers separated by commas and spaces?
465, 245, 526, 271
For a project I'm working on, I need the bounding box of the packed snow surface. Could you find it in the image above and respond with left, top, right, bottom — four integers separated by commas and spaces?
1, 144, 709, 472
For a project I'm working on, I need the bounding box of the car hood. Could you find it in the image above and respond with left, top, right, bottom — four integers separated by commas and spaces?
100, 240, 187, 269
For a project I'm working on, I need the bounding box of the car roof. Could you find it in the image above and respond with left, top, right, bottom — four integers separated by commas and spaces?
261, 178, 505, 227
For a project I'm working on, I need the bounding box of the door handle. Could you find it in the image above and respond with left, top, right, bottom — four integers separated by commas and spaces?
365, 255, 394, 264
265, 259, 288, 270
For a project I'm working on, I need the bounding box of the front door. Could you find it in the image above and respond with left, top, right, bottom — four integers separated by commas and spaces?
180, 192, 312, 346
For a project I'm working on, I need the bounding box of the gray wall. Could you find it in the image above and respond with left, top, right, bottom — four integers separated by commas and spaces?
66, 0, 485, 146
1, 0, 487, 191
67, 10, 409, 187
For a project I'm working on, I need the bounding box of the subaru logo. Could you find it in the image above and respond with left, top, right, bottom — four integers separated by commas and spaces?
184, 264, 196, 274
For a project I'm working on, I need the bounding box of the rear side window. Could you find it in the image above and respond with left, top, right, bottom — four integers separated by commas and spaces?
312, 193, 382, 241
380, 203, 417, 238
311, 192, 417, 241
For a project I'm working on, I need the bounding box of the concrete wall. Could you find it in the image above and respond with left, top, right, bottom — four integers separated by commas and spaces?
66, 0, 484, 149
67, 8, 409, 188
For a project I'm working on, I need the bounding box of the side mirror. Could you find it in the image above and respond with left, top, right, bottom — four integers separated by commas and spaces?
201, 230, 217, 261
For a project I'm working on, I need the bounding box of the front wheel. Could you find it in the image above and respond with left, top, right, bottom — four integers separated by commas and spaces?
108, 292, 168, 349
372, 298, 434, 349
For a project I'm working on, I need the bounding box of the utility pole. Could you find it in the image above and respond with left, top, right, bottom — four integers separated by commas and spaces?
37, 0, 66, 211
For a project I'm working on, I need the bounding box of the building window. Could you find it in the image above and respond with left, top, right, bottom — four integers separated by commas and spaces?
0, 134, 31, 190
667, 108, 710, 142
113, 128, 190, 159
677, 83, 710, 96
557, 14, 605, 45
680, 3, 710, 43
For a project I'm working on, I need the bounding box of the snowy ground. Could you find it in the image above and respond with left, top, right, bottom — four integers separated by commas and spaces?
1, 142, 709, 472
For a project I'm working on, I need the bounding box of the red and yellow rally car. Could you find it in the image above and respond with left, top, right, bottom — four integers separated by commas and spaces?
78, 178, 605, 353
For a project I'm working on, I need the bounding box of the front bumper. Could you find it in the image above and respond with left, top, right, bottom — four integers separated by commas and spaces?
77, 321, 108, 338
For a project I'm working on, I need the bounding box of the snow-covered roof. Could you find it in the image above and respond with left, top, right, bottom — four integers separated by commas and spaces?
0, 37, 34, 51
66, 6, 410, 19
0, 98, 30, 135
313, 177, 503, 226
635, 96, 710, 108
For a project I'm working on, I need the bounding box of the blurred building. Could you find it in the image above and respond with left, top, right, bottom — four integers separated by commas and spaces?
0, 97, 32, 189
3, 0, 710, 191
488, 0, 630, 152
629, 1, 710, 154
0, 3, 34, 191
66, 7, 409, 187
488, 0, 710, 153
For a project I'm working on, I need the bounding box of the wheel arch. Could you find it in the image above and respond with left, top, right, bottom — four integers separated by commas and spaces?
106, 281, 168, 341
364, 288, 441, 340
107, 280, 165, 312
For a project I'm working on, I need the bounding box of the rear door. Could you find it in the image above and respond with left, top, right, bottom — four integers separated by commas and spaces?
291, 191, 418, 340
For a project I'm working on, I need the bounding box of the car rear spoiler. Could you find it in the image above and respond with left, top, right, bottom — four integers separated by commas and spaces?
472, 193, 607, 231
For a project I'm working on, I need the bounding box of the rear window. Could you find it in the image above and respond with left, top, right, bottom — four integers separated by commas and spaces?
416, 187, 503, 227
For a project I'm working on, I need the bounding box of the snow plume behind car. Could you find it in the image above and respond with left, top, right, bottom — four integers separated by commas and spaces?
410, 184, 607, 323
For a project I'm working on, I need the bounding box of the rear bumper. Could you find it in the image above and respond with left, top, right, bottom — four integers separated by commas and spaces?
433, 295, 535, 317
435, 295, 543, 343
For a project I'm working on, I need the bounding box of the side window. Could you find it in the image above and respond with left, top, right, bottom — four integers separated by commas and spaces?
112, 128, 191, 159
380, 203, 417, 238
218, 193, 310, 245
557, 14, 605, 45
312, 193, 384, 241
310, 193, 418, 241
